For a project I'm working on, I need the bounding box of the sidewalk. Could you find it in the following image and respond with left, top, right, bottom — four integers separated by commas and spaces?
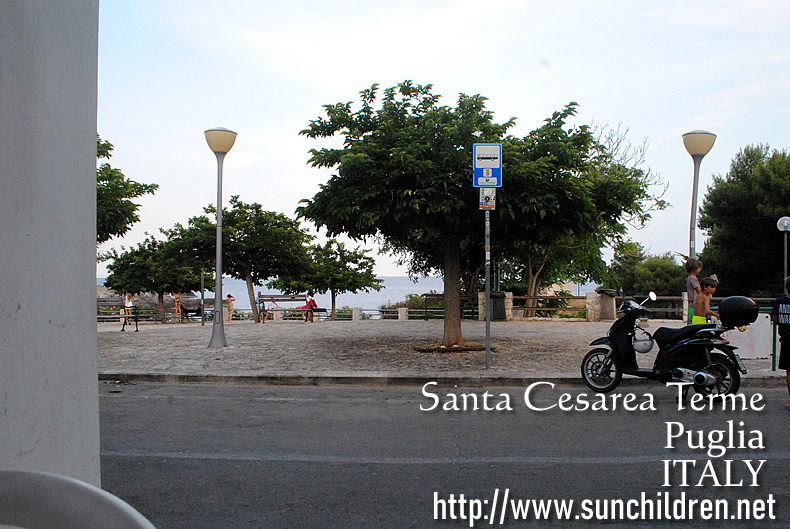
98, 319, 784, 387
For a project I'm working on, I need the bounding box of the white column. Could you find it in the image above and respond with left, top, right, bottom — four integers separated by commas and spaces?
0, 1, 100, 485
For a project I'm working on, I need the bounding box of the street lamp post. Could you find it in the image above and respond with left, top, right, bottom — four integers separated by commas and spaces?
778, 217, 790, 294
205, 127, 237, 348
683, 130, 717, 260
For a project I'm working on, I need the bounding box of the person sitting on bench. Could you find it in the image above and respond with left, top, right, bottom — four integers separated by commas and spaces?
297, 294, 318, 322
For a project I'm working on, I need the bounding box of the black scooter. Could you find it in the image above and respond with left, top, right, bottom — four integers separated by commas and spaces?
580, 293, 758, 395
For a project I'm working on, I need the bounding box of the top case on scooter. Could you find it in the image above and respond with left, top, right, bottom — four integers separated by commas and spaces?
717, 296, 759, 328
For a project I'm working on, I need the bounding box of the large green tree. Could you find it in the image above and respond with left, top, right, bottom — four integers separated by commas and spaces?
171, 197, 313, 321
96, 136, 158, 246
270, 239, 383, 320
604, 240, 685, 296
298, 82, 661, 345
699, 145, 790, 296
299, 81, 511, 345
604, 240, 648, 295
632, 254, 686, 296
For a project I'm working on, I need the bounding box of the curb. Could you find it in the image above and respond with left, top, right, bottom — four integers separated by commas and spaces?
98, 373, 784, 388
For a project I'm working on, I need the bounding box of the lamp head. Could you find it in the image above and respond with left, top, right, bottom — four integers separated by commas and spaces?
204, 127, 237, 154
778, 216, 790, 232
683, 130, 716, 157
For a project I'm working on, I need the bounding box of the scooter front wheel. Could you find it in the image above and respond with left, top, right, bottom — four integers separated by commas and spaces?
581, 348, 622, 393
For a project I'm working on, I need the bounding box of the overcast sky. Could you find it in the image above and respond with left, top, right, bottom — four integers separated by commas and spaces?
97, 0, 790, 277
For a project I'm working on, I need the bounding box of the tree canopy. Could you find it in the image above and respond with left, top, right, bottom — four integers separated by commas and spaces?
298, 81, 662, 345
169, 196, 313, 321
492, 111, 663, 300
699, 144, 790, 296
96, 136, 158, 246
104, 236, 205, 321
604, 240, 685, 296
299, 81, 511, 344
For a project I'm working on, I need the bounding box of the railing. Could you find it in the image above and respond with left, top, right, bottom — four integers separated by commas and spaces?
609, 295, 776, 321
97, 300, 163, 323
240, 306, 479, 321
512, 295, 587, 318
613, 295, 684, 320
97, 294, 783, 324
421, 294, 478, 320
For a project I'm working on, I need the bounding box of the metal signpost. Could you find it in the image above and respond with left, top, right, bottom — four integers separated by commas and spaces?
474, 144, 502, 369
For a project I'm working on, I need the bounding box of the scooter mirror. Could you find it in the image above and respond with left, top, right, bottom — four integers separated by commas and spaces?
639, 292, 658, 306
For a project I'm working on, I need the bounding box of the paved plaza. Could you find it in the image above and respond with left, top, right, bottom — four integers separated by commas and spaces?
98, 319, 783, 386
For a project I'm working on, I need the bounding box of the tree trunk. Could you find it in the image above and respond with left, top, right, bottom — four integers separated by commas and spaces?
524, 252, 550, 318
330, 290, 337, 320
157, 291, 166, 323
525, 273, 541, 318
245, 274, 260, 322
442, 235, 464, 347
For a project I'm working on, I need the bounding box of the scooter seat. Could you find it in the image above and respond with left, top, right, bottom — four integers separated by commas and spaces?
653, 323, 716, 349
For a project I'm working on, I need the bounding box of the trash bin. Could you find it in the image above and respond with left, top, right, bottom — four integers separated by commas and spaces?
491, 292, 507, 321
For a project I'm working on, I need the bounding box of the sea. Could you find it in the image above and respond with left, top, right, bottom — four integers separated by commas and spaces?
98, 276, 445, 311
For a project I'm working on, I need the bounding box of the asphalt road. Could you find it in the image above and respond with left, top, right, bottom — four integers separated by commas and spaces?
100, 382, 790, 528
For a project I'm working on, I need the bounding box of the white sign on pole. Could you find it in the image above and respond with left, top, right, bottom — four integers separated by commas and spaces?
473, 143, 502, 187
479, 188, 496, 210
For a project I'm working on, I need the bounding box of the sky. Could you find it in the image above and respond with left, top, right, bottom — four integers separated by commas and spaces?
96, 0, 790, 277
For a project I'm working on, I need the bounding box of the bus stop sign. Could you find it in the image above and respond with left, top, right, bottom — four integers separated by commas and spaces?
473, 143, 502, 187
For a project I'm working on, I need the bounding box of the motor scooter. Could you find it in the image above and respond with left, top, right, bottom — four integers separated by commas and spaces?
580, 293, 758, 395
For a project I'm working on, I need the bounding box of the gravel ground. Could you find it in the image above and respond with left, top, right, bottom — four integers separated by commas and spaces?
98, 319, 780, 384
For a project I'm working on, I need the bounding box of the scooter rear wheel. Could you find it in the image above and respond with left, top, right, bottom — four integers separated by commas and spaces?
581, 348, 622, 393
693, 353, 741, 396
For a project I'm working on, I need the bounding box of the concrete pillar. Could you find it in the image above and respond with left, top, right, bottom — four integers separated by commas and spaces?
352, 307, 363, 321
398, 307, 409, 320
585, 292, 601, 321
503, 292, 513, 321
0, 2, 100, 485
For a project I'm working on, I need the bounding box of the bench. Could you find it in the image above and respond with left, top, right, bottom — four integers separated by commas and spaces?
257, 294, 327, 322
97, 298, 139, 331
180, 303, 203, 322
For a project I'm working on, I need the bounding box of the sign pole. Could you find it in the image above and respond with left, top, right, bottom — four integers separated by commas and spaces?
485, 209, 491, 369
473, 143, 502, 370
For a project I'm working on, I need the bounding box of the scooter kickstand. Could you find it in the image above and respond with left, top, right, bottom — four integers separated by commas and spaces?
674, 384, 691, 405
681, 384, 690, 405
